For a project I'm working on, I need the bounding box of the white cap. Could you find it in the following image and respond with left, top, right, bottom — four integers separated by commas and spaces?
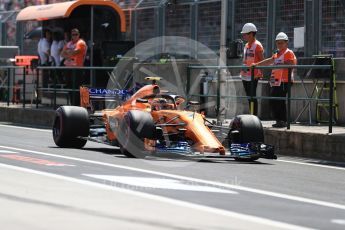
275, 32, 289, 41
241, 23, 257, 34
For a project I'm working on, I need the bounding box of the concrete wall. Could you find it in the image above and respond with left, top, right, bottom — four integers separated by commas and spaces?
0, 107, 55, 128
265, 129, 345, 162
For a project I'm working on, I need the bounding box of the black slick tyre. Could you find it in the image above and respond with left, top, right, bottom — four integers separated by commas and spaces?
229, 115, 264, 161
52, 106, 89, 148
117, 110, 155, 158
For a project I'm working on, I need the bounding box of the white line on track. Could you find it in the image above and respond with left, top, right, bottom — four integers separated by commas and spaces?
331, 219, 345, 225
0, 124, 51, 132
1, 124, 344, 171
0, 150, 17, 153
83, 174, 237, 194
0, 162, 313, 230
277, 159, 345, 171
0, 145, 345, 211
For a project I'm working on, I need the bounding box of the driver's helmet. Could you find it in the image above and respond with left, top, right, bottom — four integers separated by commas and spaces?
151, 98, 167, 110
158, 98, 168, 110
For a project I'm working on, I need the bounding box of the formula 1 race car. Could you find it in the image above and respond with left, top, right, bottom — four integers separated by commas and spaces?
52, 77, 276, 161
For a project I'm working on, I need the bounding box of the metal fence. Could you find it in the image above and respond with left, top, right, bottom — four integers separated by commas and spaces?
187, 64, 334, 133
234, 0, 268, 51
0, 66, 26, 106
0, 63, 335, 133
122, 0, 345, 58
0, 66, 118, 109
321, 0, 345, 57
274, 0, 304, 56
2, 1, 345, 58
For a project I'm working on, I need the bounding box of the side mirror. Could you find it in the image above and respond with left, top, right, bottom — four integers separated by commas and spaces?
136, 98, 148, 103
188, 101, 200, 106
187, 101, 200, 112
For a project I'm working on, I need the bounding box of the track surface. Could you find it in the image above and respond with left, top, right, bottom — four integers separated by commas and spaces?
0, 124, 344, 229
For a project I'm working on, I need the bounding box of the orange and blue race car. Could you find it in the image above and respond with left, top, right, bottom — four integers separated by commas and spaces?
52, 77, 276, 161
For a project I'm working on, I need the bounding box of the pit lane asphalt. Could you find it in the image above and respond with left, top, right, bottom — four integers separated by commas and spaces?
0, 124, 344, 229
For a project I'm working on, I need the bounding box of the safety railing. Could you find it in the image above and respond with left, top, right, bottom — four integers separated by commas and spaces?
0, 64, 335, 133
0, 66, 27, 107
0, 65, 119, 109
36, 66, 118, 109
187, 64, 334, 133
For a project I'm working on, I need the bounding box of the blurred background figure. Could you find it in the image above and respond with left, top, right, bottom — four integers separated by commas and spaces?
61, 28, 87, 67
63, 31, 70, 46
51, 31, 64, 66
37, 29, 52, 66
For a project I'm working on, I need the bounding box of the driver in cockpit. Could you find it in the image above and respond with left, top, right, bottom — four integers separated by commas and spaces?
152, 98, 171, 110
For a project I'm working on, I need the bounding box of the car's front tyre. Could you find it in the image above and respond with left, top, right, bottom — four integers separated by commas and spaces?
53, 106, 89, 148
228, 115, 264, 161
117, 110, 155, 158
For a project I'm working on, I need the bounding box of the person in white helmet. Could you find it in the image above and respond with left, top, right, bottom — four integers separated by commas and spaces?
252, 32, 297, 128
240, 23, 264, 116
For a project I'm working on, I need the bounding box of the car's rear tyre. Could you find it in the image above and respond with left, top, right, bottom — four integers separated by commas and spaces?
228, 115, 264, 161
53, 106, 89, 148
117, 110, 155, 158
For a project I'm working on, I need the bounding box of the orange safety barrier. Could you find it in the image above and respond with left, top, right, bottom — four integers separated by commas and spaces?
15, 55, 39, 66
